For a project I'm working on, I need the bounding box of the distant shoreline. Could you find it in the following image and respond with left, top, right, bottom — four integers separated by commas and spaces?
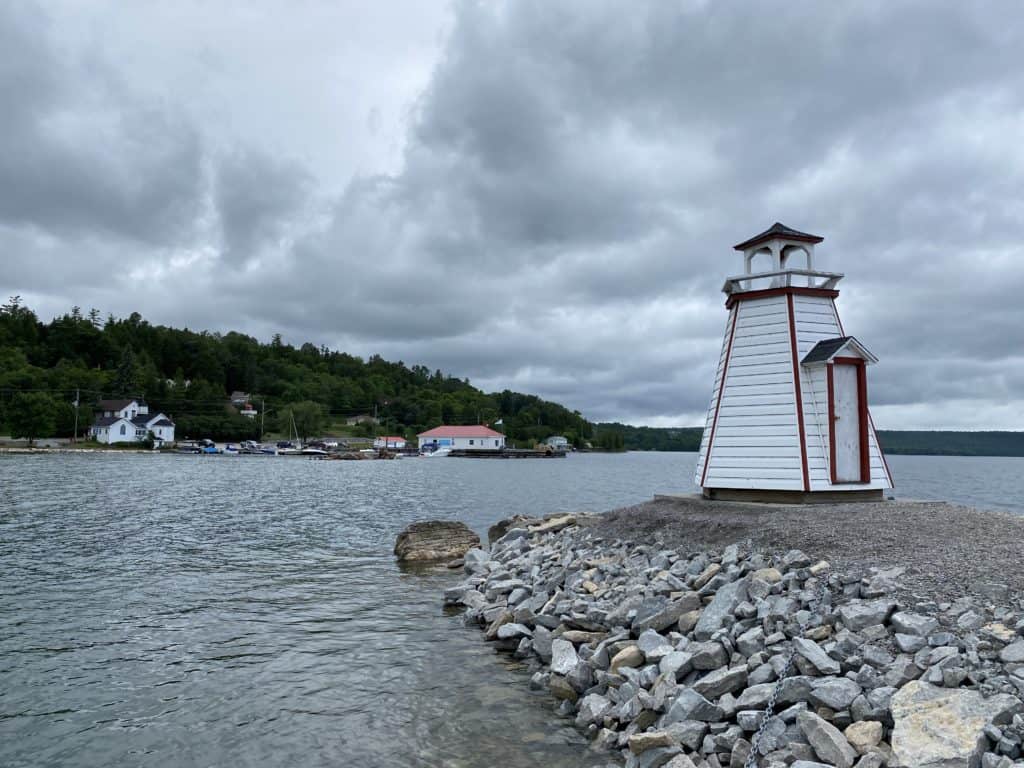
594, 424, 1024, 457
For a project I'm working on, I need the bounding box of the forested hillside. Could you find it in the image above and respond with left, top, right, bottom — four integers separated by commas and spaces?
875, 431, 1024, 457
596, 422, 1024, 457
0, 297, 590, 444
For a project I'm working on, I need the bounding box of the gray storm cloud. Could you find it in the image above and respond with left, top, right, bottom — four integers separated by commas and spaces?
1, 0, 1022, 428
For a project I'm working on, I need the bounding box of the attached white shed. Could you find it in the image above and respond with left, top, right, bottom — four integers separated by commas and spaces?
693, 223, 893, 502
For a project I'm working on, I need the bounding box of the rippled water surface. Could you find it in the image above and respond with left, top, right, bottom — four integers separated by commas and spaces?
1, 451, 1020, 767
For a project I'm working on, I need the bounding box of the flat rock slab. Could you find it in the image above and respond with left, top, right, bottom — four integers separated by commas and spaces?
890, 680, 1023, 768
394, 520, 481, 562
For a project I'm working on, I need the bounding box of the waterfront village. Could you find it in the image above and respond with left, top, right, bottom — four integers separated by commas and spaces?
42, 393, 573, 459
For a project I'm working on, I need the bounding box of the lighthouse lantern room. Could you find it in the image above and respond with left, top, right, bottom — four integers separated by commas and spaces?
694, 223, 893, 502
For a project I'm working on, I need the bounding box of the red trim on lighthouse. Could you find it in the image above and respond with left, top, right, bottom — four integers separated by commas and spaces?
857, 363, 870, 482
700, 307, 738, 488
786, 294, 811, 492
827, 364, 837, 485
725, 286, 839, 310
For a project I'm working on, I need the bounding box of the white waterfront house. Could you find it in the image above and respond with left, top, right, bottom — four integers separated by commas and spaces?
693, 223, 893, 502
373, 436, 407, 449
417, 425, 506, 451
89, 399, 176, 446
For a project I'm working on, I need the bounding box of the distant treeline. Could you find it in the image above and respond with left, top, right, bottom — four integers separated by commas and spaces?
875, 431, 1024, 457
597, 423, 1024, 458
594, 423, 703, 452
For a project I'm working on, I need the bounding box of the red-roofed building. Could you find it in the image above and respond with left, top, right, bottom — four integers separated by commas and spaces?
417, 425, 505, 451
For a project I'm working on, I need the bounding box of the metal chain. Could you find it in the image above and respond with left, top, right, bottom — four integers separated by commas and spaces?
744, 569, 832, 768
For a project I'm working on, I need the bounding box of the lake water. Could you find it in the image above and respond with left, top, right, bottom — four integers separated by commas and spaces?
1, 451, 1021, 767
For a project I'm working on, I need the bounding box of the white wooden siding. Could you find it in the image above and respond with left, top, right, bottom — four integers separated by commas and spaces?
697, 292, 892, 492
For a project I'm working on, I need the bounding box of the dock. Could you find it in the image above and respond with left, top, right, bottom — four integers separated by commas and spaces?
448, 448, 567, 459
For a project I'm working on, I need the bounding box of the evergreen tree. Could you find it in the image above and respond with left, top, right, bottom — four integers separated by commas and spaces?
8, 392, 58, 444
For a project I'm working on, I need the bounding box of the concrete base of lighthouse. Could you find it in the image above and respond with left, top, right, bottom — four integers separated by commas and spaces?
700, 487, 886, 504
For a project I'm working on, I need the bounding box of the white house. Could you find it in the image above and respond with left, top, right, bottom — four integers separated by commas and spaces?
417, 425, 506, 451
90, 399, 176, 446
373, 435, 407, 449
693, 223, 893, 502
545, 436, 570, 449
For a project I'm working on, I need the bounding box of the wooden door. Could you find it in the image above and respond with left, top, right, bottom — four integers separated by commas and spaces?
829, 360, 869, 483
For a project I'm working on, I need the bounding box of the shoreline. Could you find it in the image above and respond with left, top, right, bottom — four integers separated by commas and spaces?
444, 498, 1024, 768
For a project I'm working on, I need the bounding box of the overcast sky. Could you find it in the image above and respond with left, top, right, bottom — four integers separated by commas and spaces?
2, 1, 1023, 429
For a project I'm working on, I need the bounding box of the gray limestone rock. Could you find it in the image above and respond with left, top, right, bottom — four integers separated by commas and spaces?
810, 677, 863, 711
839, 600, 897, 632
891, 612, 940, 638
895, 633, 928, 653
660, 651, 694, 680
666, 719, 709, 751
496, 622, 532, 640
664, 689, 725, 724
693, 666, 749, 699
533, 625, 553, 662
691, 641, 729, 671
694, 579, 749, 641
635, 593, 703, 633
793, 637, 841, 675
1001, 641, 1024, 665
575, 693, 611, 727
551, 638, 579, 675
638, 629, 674, 660
797, 711, 858, 768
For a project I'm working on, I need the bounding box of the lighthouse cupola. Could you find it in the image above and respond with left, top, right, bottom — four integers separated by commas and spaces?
725, 222, 843, 294
694, 224, 893, 503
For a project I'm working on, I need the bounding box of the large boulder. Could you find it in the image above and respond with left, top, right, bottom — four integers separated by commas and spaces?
394, 520, 481, 562
890, 681, 1023, 768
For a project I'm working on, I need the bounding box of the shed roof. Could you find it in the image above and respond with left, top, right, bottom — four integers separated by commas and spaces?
418, 425, 505, 438
802, 336, 878, 365
733, 222, 824, 251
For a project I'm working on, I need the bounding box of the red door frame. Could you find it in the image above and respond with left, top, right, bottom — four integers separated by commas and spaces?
827, 357, 870, 484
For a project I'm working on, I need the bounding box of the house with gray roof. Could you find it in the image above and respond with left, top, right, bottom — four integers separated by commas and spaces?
89, 398, 175, 446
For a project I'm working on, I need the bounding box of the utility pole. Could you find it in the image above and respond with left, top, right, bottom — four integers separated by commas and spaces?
260, 398, 265, 440
73, 388, 80, 443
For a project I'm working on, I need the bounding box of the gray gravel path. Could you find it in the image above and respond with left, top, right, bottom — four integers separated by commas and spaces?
588, 496, 1024, 605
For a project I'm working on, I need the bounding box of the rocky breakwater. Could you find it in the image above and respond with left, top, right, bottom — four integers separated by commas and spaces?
443, 515, 1024, 768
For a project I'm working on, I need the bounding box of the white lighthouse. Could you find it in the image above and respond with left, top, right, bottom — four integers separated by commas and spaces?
694, 223, 893, 502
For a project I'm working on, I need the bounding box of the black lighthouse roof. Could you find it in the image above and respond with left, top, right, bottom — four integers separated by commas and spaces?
733, 222, 824, 251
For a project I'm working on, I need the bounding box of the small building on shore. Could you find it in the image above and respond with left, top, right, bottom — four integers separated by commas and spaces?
374, 436, 408, 450
693, 223, 893, 502
89, 399, 175, 446
417, 425, 505, 452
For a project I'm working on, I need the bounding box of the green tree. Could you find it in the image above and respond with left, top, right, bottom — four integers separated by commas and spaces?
113, 345, 140, 395
8, 392, 58, 444
281, 401, 327, 442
